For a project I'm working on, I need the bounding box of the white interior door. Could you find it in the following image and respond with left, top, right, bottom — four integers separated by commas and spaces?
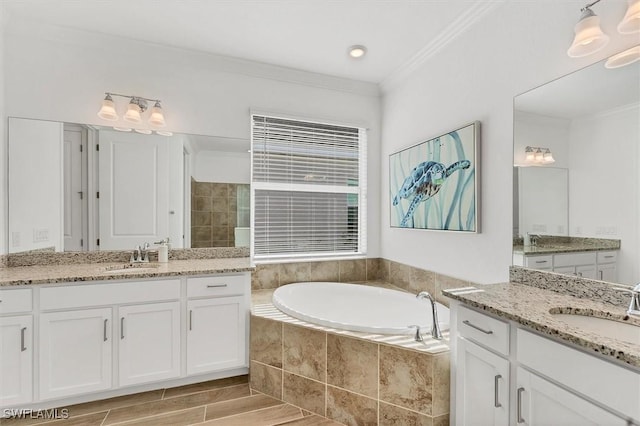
98, 130, 169, 250
63, 126, 87, 251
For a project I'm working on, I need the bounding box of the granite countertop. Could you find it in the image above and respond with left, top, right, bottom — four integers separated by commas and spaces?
0, 258, 254, 286
443, 282, 640, 368
513, 243, 619, 255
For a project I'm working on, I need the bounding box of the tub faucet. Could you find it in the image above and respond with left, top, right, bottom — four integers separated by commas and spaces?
416, 291, 443, 340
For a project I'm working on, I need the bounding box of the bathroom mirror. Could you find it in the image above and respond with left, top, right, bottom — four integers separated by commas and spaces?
513, 51, 640, 286
7, 117, 250, 253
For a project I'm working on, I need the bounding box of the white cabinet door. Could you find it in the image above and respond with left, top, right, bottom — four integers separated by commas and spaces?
516, 368, 626, 426
455, 337, 509, 426
40, 308, 112, 400
118, 302, 181, 387
98, 130, 169, 250
187, 296, 246, 375
575, 264, 596, 279
0, 315, 32, 407
597, 263, 617, 282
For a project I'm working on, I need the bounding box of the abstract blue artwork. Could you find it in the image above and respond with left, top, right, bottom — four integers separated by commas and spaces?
389, 122, 480, 232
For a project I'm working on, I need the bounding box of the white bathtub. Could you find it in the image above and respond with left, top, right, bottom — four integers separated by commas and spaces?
272, 282, 450, 335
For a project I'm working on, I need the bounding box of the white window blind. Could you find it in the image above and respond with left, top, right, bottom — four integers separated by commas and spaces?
251, 114, 366, 259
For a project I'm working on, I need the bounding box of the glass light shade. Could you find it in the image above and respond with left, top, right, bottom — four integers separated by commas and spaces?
525, 148, 535, 162
155, 130, 174, 136
543, 150, 555, 163
148, 102, 166, 127
618, 0, 640, 34
113, 127, 132, 132
567, 11, 610, 58
97, 97, 118, 121
134, 128, 152, 135
605, 45, 640, 68
534, 149, 544, 162
124, 102, 142, 123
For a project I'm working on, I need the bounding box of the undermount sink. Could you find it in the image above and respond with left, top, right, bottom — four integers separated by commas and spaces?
102, 263, 161, 273
552, 313, 640, 345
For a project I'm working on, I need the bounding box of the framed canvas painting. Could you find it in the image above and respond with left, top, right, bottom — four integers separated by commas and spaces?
389, 122, 480, 232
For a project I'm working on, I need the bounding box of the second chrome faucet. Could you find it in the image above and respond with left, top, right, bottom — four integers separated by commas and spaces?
416, 291, 444, 340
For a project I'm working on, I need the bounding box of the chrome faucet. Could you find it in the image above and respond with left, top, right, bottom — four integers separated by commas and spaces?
130, 243, 150, 263
416, 291, 443, 340
614, 283, 640, 316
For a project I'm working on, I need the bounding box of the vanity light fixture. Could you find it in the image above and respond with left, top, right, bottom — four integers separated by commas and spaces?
525, 146, 555, 164
348, 45, 367, 59
97, 92, 170, 135
567, 0, 609, 58
605, 44, 640, 68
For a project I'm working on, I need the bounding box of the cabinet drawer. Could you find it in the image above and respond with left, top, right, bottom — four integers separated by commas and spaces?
524, 255, 552, 269
0, 288, 32, 314
517, 328, 640, 421
553, 252, 596, 267
41, 280, 180, 310
187, 274, 247, 298
458, 306, 510, 356
597, 251, 617, 264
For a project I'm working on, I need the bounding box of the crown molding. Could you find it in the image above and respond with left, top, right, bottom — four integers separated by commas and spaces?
381, 1, 504, 93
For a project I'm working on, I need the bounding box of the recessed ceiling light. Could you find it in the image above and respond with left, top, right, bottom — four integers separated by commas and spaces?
348, 45, 367, 59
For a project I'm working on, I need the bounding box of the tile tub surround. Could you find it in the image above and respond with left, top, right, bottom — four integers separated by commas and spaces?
250, 295, 451, 425
0, 257, 253, 286
252, 258, 472, 306
4, 246, 249, 268
444, 282, 640, 367
509, 266, 630, 308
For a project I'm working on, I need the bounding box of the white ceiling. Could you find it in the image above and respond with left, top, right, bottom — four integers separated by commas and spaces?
2, 0, 491, 84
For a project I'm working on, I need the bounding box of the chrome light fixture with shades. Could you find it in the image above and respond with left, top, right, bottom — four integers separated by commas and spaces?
97, 92, 172, 136
568, 0, 640, 59
524, 146, 555, 165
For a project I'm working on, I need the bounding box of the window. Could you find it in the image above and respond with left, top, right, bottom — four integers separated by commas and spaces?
251, 114, 366, 260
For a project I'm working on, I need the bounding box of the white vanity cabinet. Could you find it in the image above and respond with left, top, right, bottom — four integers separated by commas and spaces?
451, 302, 639, 426
597, 251, 617, 282
0, 288, 34, 407
552, 252, 596, 279
186, 275, 249, 375
514, 249, 617, 281
39, 308, 112, 400
118, 302, 181, 387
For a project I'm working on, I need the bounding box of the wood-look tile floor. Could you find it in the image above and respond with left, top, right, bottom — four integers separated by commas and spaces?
3, 376, 343, 426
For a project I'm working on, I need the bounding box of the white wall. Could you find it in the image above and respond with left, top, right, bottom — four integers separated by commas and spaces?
513, 112, 570, 168
194, 151, 250, 184
569, 104, 639, 285
380, 1, 637, 284
2, 18, 381, 256
0, 3, 6, 255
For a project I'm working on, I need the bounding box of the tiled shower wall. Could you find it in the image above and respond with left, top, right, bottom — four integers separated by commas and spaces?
252, 258, 473, 306
191, 180, 250, 248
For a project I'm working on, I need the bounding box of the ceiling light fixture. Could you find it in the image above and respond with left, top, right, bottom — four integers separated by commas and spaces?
605, 44, 640, 68
567, 0, 609, 58
97, 92, 170, 135
618, 0, 640, 33
524, 146, 555, 164
348, 45, 367, 59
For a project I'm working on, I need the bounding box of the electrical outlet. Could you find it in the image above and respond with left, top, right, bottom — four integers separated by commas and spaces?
11, 231, 20, 247
33, 228, 50, 242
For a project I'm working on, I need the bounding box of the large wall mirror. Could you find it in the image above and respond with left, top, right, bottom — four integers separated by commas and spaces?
513, 50, 640, 286
7, 117, 250, 253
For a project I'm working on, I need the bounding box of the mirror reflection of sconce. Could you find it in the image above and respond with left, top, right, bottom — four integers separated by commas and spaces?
567, 0, 639, 58
97, 92, 173, 136
524, 146, 555, 164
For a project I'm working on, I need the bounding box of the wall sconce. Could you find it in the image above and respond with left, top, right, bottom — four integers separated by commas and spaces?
97, 92, 172, 136
568, 0, 640, 58
525, 146, 555, 164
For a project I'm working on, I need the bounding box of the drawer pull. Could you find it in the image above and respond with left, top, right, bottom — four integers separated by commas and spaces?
121, 317, 125, 339
207, 284, 228, 288
494, 374, 502, 408
600, 270, 603, 280
535, 260, 548, 264
189, 310, 193, 331
517, 387, 525, 423
462, 320, 493, 335
103, 319, 108, 342
21, 327, 27, 351
604, 255, 614, 258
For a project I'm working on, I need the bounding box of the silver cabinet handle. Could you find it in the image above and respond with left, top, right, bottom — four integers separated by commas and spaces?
462, 320, 493, 335
207, 284, 227, 288
120, 317, 125, 339
600, 270, 604, 280
189, 310, 193, 331
604, 255, 614, 258
535, 260, 548, 264
517, 387, 525, 423
494, 374, 502, 408
103, 319, 108, 342
21, 327, 27, 351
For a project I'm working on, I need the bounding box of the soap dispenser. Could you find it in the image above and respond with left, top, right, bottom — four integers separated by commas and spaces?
155, 238, 170, 263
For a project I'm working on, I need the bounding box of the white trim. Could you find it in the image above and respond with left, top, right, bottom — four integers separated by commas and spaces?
252, 182, 359, 194
381, 1, 503, 93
